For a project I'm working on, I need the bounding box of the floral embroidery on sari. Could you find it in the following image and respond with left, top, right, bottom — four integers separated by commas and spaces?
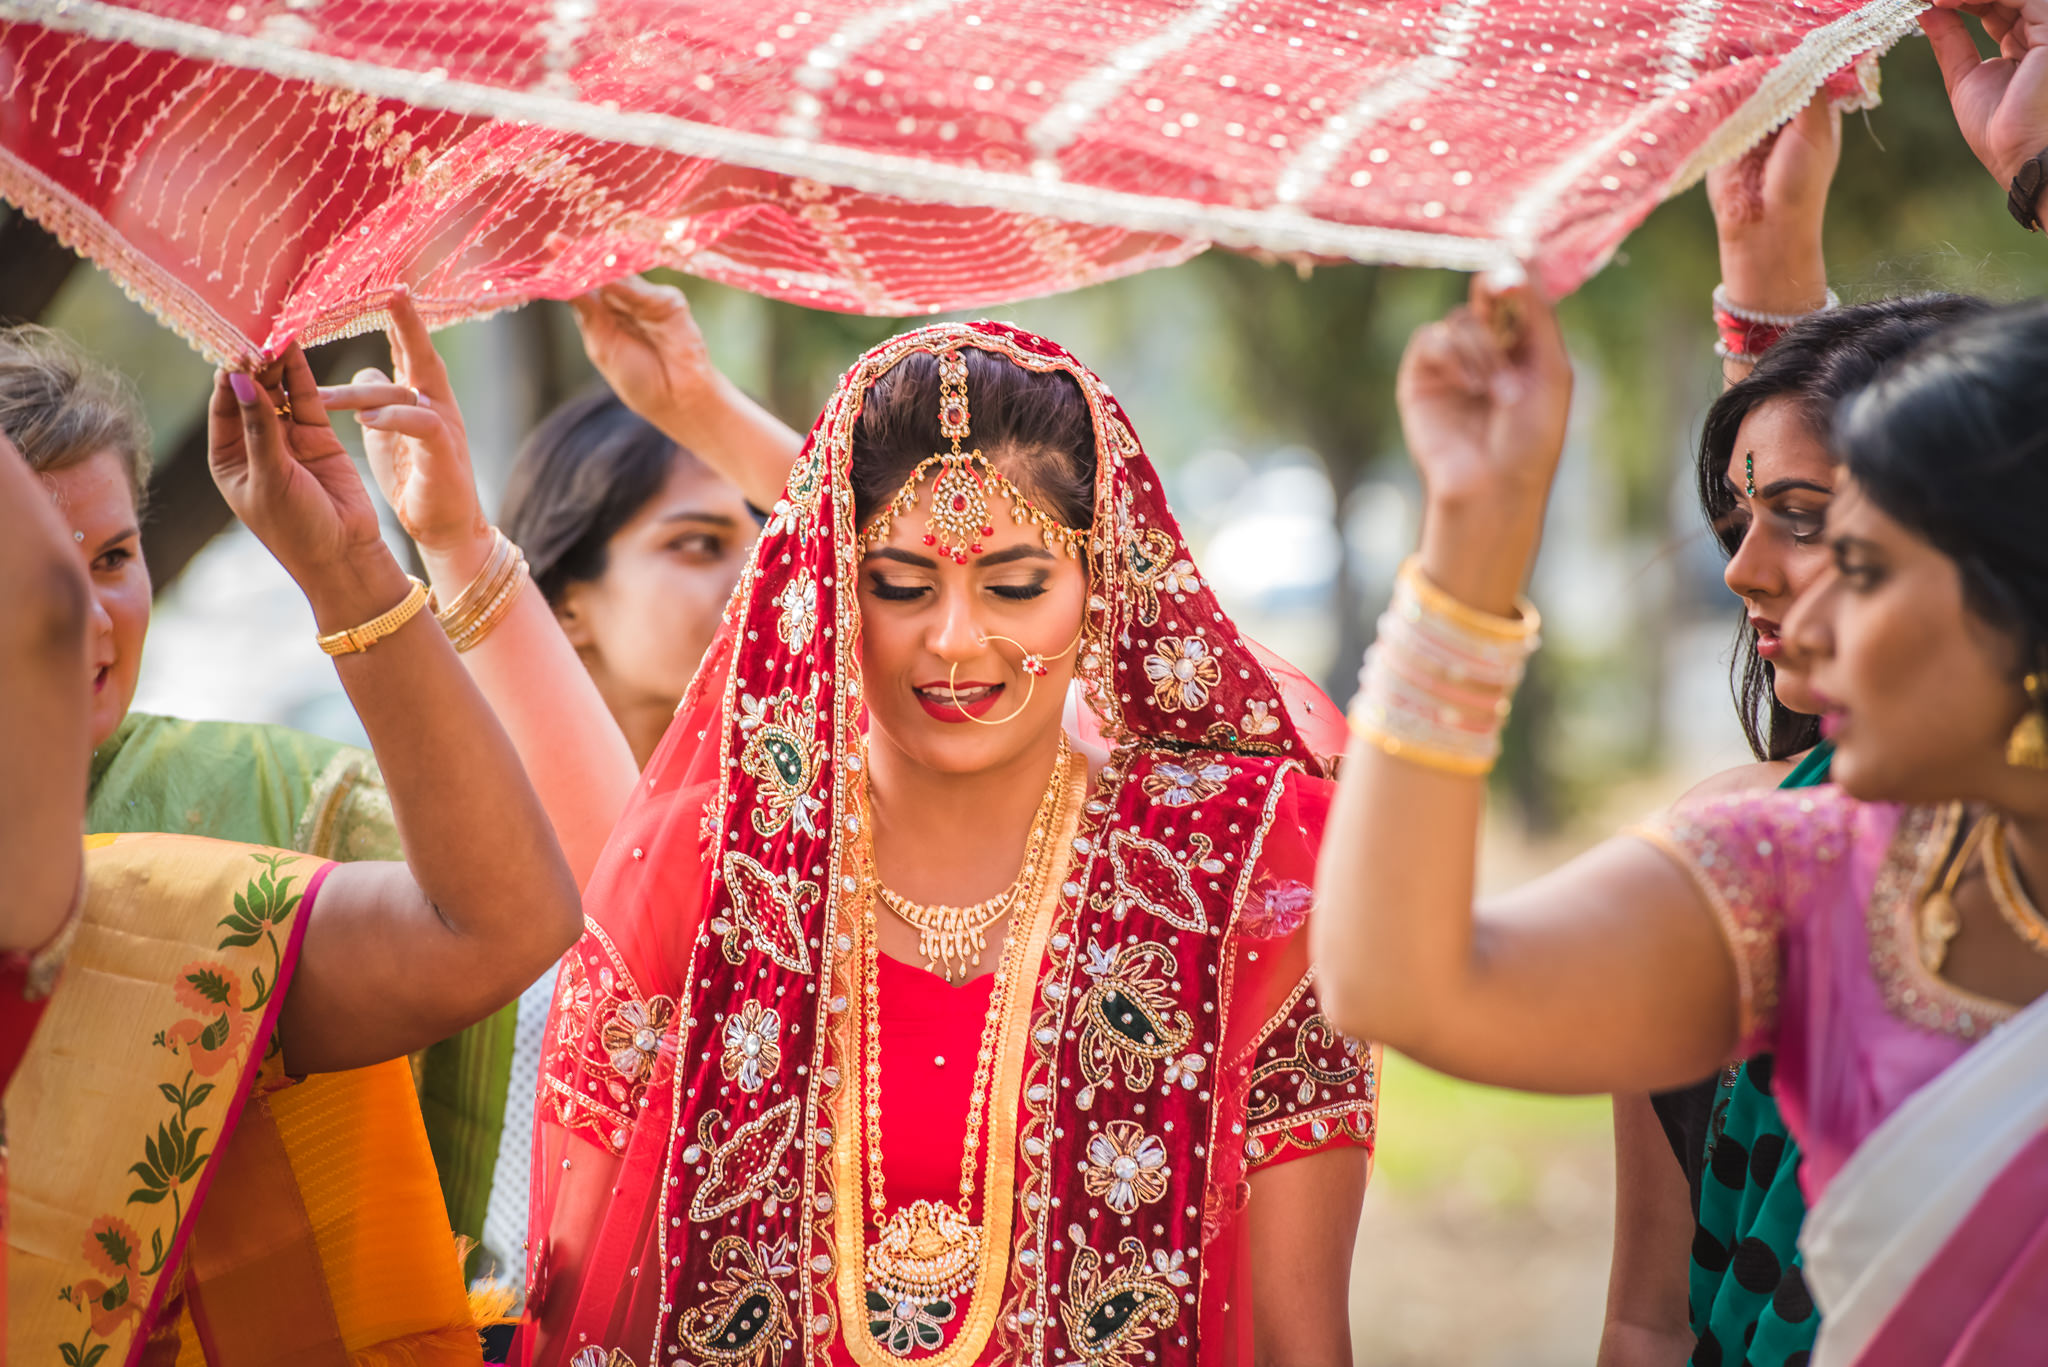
1240, 976, 1378, 1169
47, 849, 314, 1367
541, 918, 672, 1153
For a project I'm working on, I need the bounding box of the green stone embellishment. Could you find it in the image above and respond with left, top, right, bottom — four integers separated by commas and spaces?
866, 1289, 956, 1355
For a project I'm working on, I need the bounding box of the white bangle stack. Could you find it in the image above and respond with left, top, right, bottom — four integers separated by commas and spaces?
1348, 557, 1542, 777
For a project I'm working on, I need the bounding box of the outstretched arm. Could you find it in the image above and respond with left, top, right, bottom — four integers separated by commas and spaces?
0, 433, 90, 952
1706, 94, 1840, 386
211, 350, 582, 1074
320, 295, 640, 886
1309, 280, 1742, 1095
569, 276, 804, 511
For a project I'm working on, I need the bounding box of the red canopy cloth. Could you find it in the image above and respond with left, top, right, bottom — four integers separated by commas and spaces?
0, 0, 1914, 363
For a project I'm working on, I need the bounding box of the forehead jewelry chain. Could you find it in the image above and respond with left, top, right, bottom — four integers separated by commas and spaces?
858, 347, 1085, 563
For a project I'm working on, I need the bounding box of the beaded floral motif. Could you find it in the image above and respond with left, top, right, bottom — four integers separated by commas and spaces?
1240, 980, 1377, 1168
720, 1001, 783, 1093
1143, 637, 1222, 713
569, 1350, 639, 1367
1125, 528, 1199, 628
600, 993, 677, 1083
1081, 1121, 1170, 1213
542, 921, 661, 1153
1140, 761, 1233, 809
776, 575, 819, 652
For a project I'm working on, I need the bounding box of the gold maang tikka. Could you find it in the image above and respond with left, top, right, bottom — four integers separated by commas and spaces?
859, 348, 1086, 563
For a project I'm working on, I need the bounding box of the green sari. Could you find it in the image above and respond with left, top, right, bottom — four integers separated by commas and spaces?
86, 711, 518, 1271
1686, 741, 1831, 1367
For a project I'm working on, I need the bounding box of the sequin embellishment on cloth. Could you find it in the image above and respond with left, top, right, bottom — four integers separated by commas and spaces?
1061, 1235, 1188, 1366
686, 1101, 803, 1221
675, 1237, 797, 1367
738, 690, 826, 839
1076, 940, 1196, 1094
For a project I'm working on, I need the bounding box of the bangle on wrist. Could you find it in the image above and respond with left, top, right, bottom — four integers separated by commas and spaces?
430, 526, 528, 652
1712, 283, 1840, 363
1348, 560, 1543, 777
317, 575, 430, 656
2008, 147, 2048, 233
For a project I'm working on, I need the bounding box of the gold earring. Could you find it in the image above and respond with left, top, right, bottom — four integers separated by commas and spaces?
2009, 674, 2048, 769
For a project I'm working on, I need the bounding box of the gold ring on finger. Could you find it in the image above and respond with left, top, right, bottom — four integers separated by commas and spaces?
274, 403, 292, 419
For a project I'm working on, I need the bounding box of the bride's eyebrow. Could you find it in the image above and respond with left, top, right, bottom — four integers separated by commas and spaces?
975, 545, 1056, 568
863, 547, 938, 569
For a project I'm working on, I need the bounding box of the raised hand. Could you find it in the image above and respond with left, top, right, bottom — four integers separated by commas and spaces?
317, 292, 484, 567
210, 346, 390, 588
1924, 1, 2048, 198
1396, 276, 1573, 615
568, 275, 719, 430
1707, 95, 1840, 313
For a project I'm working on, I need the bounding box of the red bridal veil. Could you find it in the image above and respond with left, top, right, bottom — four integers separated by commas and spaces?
0, 1, 1906, 362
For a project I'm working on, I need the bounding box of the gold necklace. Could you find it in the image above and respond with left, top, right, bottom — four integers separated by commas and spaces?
1983, 816, 2048, 959
873, 733, 1070, 984
836, 737, 1083, 1367
1919, 807, 1988, 973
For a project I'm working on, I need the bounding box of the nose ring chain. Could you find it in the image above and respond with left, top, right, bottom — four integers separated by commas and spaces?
944, 626, 1083, 726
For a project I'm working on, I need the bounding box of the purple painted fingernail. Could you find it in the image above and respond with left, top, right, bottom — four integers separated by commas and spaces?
229, 372, 259, 404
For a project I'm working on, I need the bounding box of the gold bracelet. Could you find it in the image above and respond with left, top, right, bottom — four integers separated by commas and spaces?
447, 547, 527, 653
1399, 556, 1541, 642
1347, 708, 1497, 778
430, 528, 514, 630
316, 576, 430, 656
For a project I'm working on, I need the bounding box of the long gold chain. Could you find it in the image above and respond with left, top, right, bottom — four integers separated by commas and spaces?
1984, 815, 2048, 959
862, 732, 1070, 1218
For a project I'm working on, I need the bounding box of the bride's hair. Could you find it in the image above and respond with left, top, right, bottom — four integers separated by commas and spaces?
1836, 298, 2048, 676
851, 346, 1097, 531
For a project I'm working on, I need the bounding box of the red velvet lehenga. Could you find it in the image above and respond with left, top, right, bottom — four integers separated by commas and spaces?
516, 322, 1376, 1367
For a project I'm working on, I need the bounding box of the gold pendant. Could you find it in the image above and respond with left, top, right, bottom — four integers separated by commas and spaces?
1920, 888, 1962, 972
866, 1200, 982, 1304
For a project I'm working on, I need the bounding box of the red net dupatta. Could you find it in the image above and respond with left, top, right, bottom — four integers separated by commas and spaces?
1, 4, 1905, 360
522, 322, 1374, 1367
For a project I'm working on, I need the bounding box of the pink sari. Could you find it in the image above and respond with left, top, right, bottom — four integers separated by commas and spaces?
515, 323, 1377, 1367
1638, 788, 2048, 1365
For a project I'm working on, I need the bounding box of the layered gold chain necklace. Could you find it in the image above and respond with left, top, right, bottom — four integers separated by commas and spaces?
835, 735, 1084, 1367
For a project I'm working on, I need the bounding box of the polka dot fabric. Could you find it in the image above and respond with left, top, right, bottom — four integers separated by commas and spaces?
0, 1, 1912, 362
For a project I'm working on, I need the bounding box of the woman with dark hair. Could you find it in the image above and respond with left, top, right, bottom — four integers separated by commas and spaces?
1315, 269, 2048, 1367
346, 310, 1379, 1365
498, 388, 759, 769
321, 308, 789, 1317
8, 339, 584, 1363
1604, 291, 1991, 1367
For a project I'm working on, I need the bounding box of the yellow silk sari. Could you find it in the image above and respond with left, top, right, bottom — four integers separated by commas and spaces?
7, 833, 481, 1367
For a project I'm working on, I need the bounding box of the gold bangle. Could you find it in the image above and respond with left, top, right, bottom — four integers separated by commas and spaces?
316, 576, 430, 656
1399, 556, 1541, 642
1347, 709, 1497, 777
430, 528, 514, 629
447, 548, 527, 653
